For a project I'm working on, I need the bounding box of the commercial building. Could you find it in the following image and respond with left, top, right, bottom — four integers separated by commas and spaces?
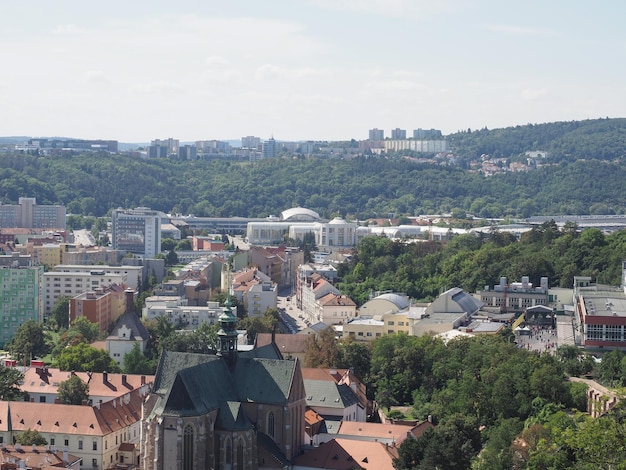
479, 276, 549, 313
0, 265, 44, 348
111, 207, 162, 258
69, 285, 128, 333
0, 197, 66, 229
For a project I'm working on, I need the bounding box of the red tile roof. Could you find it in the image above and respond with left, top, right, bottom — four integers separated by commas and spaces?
294, 438, 396, 469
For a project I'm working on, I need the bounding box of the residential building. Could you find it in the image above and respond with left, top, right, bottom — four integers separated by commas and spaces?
140, 304, 306, 469
413, 128, 443, 139
20, 367, 152, 406
254, 332, 310, 362
142, 296, 225, 328
53, 264, 143, 290
301, 368, 368, 435
383, 139, 449, 153
479, 276, 549, 313
0, 265, 44, 348
299, 273, 340, 323
249, 246, 283, 284
368, 128, 384, 141
391, 128, 406, 139
61, 246, 122, 265
294, 438, 397, 470
0, 385, 149, 470
111, 207, 162, 258
0, 197, 66, 229
43, 270, 124, 316
178, 144, 197, 160
262, 137, 277, 158
230, 268, 277, 317
316, 293, 357, 325
69, 284, 127, 333
241, 135, 261, 150
0, 445, 81, 469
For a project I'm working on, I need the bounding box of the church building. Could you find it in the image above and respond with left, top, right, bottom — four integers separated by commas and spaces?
140, 299, 306, 469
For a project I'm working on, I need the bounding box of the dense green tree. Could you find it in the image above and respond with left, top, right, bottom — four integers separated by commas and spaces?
303, 326, 339, 368
123, 342, 155, 375
14, 429, 48, 446
57, 374, 90, 405
0, 364, 26, 401
54, 343, 121, 373
6, 320, 51, 363
51, 296, 70, 330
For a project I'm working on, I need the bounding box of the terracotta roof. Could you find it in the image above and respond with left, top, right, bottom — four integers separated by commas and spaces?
0, 387, 145, 438
294, 438, 395, 469
301, 368, 347, 382
118, 442, 135, 452
305, 408, 325, 427
319, 294, 356, 307
255, 333, 309, 353
0, 401, 102, 436
337, 421, 415, 445
20, 367, 153, 400
0, 445, 81, 469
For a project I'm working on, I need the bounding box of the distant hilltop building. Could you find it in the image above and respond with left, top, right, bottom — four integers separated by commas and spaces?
413, 128, 443, 139
391, 128, 406, 140
262, 137, 277, 158
368, 128, 384, 141
241, 136, 261, 150
25, 137, 118, 152
0, 197, 66, 229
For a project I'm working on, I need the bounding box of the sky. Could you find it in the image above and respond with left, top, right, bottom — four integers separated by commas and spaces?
1, 0, 625, 142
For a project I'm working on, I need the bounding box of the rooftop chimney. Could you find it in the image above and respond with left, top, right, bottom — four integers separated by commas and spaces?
103, 371, 108, 383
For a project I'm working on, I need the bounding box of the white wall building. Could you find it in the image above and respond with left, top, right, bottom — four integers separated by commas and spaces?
111, 207, 162, 258
142, 296, 227, 328
43, 270, 124, 315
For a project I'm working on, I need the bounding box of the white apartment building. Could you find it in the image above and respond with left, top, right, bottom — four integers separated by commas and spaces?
43, 270, 124, 316
142, 296, 227, 328
53, 264, 142, 290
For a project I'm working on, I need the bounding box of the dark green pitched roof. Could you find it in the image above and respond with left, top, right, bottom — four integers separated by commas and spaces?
150, 351, 299, 419
216, 401, 253, 431
233, 358, 296, 405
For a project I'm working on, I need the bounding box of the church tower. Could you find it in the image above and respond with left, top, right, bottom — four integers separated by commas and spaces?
217, 296, 238, 369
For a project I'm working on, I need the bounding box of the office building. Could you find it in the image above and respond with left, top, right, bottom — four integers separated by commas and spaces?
111, 207, 162, 258
241, 135, 261, 150
0, 197, 66, 229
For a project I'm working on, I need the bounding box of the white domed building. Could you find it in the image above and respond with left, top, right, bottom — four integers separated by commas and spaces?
246, 208, 357, 248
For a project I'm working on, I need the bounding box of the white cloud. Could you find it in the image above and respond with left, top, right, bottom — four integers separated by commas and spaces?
254, 64, 329, 81
486, 24, 556, 36
83, 70, 110, 84
130, 81, 185, 95
521, 87, 548, 101
51, 24, 89, 35
306, 0, 454, 18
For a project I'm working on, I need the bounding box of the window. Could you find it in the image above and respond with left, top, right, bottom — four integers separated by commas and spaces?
183, 425, 194, 470
50, 438, 55, 445
388, 321, 394, 325
92, 459, 98, 468
93, 441, 98, 451
64, 439, 69, 446
268, 411, 275, 438
237, 440, 244, 469
39, 396, 46, 403
78, 440, 83, 450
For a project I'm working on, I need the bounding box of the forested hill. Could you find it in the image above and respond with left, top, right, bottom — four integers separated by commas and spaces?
1, 149, 626, 219
447, 117, 626, 161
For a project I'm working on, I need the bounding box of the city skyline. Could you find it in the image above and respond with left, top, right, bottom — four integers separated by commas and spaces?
2, 1, 625, 142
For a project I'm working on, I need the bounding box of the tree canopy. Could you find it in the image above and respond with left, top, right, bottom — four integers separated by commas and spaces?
57, 374, 90, 405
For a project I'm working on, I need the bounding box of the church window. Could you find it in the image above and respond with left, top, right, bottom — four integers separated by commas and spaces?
183, 424, 194, 470
237, 440, 244, 469
268, 411, 275, 438
226, 439, 232, 465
